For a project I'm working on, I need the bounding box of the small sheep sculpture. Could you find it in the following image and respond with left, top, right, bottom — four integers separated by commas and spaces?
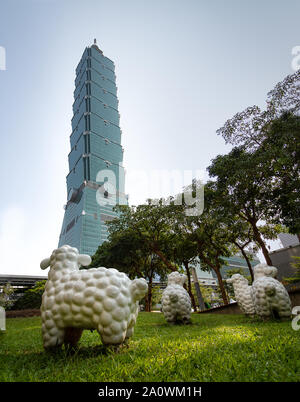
161, 271, 191, 324
226, 274, 255, 316
40, 245, 148, 349
251, 263, 291, 320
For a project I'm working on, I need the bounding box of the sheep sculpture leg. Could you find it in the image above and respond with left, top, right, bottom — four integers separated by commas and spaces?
64, 328, 84, 348
125, 327, 134, 339
124, 315, 137, 340
98, 323, 127, 346
41, 313, 66, 349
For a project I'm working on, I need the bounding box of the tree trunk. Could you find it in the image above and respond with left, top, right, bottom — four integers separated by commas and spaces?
234, 242, 254, 282
214, 266, 229, 305
197, 249, 229, 305
145, 276, 153, 312
241, 248, 254, 282
184, 262, 197, 312
297, 233, 300, 243
153, 249, 177, 271
191, 267, 206, 311
250, 222, 272, 265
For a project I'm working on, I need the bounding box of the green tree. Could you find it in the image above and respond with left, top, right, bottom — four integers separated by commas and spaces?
257, 112, 300, 238
283, 256, 300, 284
167, 201, 201, 311
208, 148, 282, 265
90, 229, 147, 279
199, 285, 215, 308
151, 285, 163, 309
216, 70, 300, 150
0, 283, 14, 309
216, 71, 300, 239
12, 281, 46, 310
107, 203, 178, 272
179, 181, 237, 305
190, 282, 215, 309
212, 212, 259, 281
90, 204, 173, 311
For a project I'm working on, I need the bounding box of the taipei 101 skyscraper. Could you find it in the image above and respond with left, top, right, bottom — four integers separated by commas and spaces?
58, 40, 127, 256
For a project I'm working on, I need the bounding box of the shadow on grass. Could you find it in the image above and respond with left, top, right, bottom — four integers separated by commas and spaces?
0, 343, 125, 369
141, 314, 263, 330
41, 341, 132, 360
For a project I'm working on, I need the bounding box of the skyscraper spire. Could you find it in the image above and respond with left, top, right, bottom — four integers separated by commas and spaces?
92, 38, 103, 54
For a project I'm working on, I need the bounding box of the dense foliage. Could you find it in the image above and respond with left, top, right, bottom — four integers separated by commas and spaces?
11, 281, 46, 310
89, 70, 300, 310
0, 284, 14, 309
284, 256, 300, 284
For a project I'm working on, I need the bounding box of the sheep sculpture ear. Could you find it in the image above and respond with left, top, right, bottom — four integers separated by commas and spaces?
78, 254, 92, 267
268, 266, 278, 278
263, 265, 277, 277
226, 278, 233, 284
40, 258, 51, 270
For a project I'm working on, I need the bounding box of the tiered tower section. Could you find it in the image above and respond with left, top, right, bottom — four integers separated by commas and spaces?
58, 41, 127, 256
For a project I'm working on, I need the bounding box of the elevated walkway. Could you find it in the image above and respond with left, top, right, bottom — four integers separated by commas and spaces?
0, 275, 47, 288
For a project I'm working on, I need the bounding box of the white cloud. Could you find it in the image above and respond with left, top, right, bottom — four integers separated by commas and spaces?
0, 206, 54, 276
0, 206, 27, 274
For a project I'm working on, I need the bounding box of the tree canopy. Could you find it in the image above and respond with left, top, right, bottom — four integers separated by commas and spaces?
88, 70, 300, 309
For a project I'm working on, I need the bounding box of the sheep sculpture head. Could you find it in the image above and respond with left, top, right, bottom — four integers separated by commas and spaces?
40, 245, 91, 273
226, 273, 249, 286
253, 263, 277, 280
40, 245, 148, 350
167, 271, 187, 287
226, 273, 255, 316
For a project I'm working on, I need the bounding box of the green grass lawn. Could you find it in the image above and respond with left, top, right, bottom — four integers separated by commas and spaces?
0, 312, 299, 382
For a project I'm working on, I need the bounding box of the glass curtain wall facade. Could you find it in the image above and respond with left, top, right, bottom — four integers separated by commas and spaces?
193, 253, 261, 286
58, 42, 127, 256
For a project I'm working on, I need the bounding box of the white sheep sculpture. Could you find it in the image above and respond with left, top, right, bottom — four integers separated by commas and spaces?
40, 245, 148, 349
226, 274, 255, 316
161, 272, 191, 324
252, 263, 291, 320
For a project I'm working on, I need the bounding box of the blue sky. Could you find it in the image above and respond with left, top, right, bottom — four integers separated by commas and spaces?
0, 0, 299, 274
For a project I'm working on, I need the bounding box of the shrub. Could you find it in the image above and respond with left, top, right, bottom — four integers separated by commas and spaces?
283, 256, 300, 284
0, 283, 14, 309
12, 281, 46, 310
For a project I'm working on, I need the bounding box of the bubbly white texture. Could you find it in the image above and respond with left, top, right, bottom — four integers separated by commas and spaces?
252, 263, 291, 319
40, 245, 148, 348
226, 274, 255, 316
161, 272, 191, 324
227, 263, 291, 320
